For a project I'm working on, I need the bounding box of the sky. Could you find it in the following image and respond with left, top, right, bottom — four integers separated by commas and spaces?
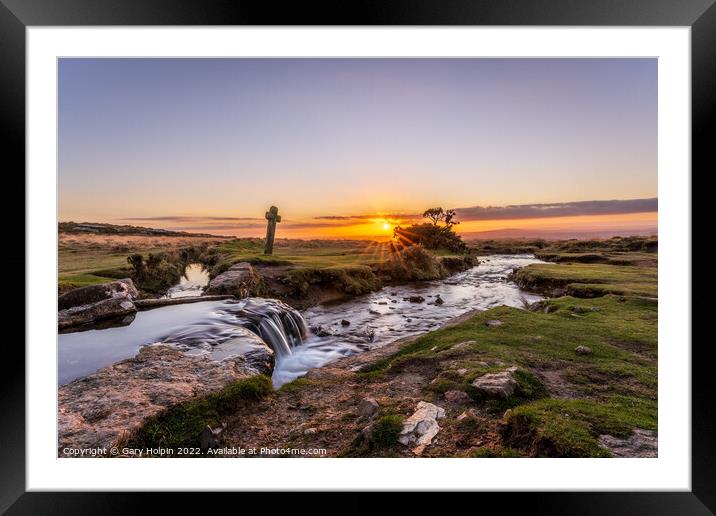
58, 58, 657, 239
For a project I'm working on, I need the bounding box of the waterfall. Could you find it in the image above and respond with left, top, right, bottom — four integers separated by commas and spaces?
230, 298, 308, 358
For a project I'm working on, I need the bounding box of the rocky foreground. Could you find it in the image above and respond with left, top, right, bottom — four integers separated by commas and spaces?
111, 293, 657, 459
58, 335, 273, 456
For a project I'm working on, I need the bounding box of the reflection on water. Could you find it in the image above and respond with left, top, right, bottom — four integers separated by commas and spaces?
58, 255, 544, 388
164, 263, 210, 298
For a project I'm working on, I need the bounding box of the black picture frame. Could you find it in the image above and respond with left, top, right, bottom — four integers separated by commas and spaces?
4, 0, 711, 513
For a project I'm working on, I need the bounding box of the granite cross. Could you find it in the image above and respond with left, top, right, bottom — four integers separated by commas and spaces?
264, 206, 282, 254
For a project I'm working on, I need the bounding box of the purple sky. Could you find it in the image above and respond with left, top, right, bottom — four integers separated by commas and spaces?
58, 58, 657, 237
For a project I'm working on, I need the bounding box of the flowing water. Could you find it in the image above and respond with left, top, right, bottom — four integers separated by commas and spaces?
164, 263, 210, 298
58, 254, 544, 388
277, 254, 544, 386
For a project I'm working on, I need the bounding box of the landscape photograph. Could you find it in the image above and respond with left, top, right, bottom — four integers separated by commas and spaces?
58, 57, 658, 459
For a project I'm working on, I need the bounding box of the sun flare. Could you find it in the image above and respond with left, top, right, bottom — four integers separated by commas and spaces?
382, 222, 391, 231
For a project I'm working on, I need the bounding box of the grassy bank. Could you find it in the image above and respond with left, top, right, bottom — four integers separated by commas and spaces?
209, 238, 475, 308
512, 263, 657, 298
58, 233, 229, 292
469, 235, 657, 258
358, 294, 657, 457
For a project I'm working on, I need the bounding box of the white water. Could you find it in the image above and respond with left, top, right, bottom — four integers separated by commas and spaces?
58, 254, 544, 388
274, 254, 544, 386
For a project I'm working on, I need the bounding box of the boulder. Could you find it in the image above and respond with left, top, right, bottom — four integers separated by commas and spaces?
58, 278, 138, 310
204, 262, 261, 297
485, 319, 504, 327
340, 319, 351, 326
598, 429, 657, 458
434, 296, 444, 305
407, 295, 425, 304
471, 370, 518, 398
399, 401, 446, 454
58, 336, 274, 455
311, 325, 336, 337
358, 397, 380, 418
58, 297, 137, 330
575, 345, 593, 355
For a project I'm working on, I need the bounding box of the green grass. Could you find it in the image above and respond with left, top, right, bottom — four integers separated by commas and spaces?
359, 294, 656, 457
465, 446, 524, 458
513, 263, 658, 298
58, 273, 120, 291
363, 295, 656, 385
535, 251, 658, 267
371, 414, 405, 447
215, 238, 388, 268
277, 377, 315, 393
58, 251, 137, 287
123, 375, 272, 450
501, 396, 657, 457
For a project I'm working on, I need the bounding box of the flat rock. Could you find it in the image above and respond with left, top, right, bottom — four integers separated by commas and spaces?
58, 296, 137, 330
399, 401, 446, 454
58, 278, 138, 310
58, 335, 273, 456
204, 262, 260, 297
575, 345, 593, 355
598, 429, 657, 458
485, 319, 504, 327
471, 370, 518, 398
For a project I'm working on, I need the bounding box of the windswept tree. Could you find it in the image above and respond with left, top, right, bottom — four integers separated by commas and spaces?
423, 207, 445, 226
443, 209, 459, 229
394, 206, 467, 252
422, 207, 460, 229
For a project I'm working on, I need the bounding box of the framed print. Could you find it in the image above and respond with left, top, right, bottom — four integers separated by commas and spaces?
5, 0, 713, 512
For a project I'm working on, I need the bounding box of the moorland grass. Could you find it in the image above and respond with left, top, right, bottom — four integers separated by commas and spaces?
512, 263, 657, 298
359, 294, 657, 456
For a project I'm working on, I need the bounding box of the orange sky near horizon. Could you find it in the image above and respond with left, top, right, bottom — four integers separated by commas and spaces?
103, 210, 656, 240
278, 211, 658, 240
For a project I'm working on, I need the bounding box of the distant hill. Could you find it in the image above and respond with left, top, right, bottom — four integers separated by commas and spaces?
59, 221, 231, 239
461, 227, 658, 240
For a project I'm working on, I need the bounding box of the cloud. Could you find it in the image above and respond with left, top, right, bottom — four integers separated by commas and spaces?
282, 222, 351, 230
166, 223, 265, 231
124, 216, 263, 222
454, 198, 657, 221
313, 213, 422, 221
129, 198, 657, 234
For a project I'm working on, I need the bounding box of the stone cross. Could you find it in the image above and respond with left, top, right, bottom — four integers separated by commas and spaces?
264, 206, 282, 254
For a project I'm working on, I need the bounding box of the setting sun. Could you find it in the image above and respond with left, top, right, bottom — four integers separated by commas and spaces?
382, 222, 391, 231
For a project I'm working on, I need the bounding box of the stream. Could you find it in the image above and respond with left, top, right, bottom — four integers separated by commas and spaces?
58, 254, 544, 388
